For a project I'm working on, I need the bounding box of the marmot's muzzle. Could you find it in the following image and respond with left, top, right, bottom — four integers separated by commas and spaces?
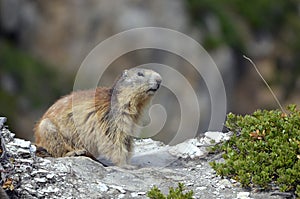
147, 77, 162, 94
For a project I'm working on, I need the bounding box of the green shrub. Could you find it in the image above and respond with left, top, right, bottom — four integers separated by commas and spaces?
147, 183, 194, 199
210, 104, 300, 197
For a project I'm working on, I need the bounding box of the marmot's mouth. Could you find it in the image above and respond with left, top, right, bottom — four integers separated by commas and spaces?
147, 84, 161, 94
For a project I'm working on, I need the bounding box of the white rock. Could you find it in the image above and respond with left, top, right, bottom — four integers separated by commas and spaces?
35, 177, 47, 183
46, 173, 55, 179
11, 138, 31, 148
15, 158, 34, 164
204, 131, 230, 143
31, 169, 49, 175
39, 159, 51, 166
196, 186, 207, 191
168, 139, 205, 159
24, 186, 37, 194
118, 194, 126, 199
30, 144, 37, 153
134, 138, 165, 153
42, 186, 60, 193
219, 179, 232, 188
97, 182, 109, 192
200, 137, 216, 145
19, 165, 32, 172
17, 148, 30, 155
131, 192, 146, 197
131, 192, 138, 197
213, 191, 219, 195
236, 192, 250, 199
219, 184, 225, 190
54, 163, 71, 173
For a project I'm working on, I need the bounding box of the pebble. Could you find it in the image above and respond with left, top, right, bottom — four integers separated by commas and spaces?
213, 191, 219, 195
17, 148, 31, 156
131, 192, 146, 197
110, 185, 126, 194
236, 192, 251, 199
97, 182, 109, 192
204, 131, 231, 143
31, 169, 49, 175
39, 159, 51, 166
0, 117, 7, 129
46, 173, 55, 179
15, 158, 34, 164
185, 182, 194, 186
35, 177, 47, 183
11, 138, 31, 148
19, 165, 32, 172
25, 187, 38, 195
30, 145, 37, 154
41, 186, 60, 193
219, 184, 226, 190
168, 139, 206, 159
219, 179, 232, 188
118, 194, 126, 198
196, 186, 207, 191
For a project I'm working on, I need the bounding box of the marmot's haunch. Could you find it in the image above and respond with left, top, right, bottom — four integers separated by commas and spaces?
34, 68, 162, 166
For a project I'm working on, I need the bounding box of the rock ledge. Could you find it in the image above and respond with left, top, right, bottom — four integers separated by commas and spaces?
0, 117, 282, 199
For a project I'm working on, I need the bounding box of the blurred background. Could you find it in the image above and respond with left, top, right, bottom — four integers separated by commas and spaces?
1, 0, 300, 142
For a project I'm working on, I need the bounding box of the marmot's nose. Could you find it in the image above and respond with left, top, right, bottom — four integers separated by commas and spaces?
154, 76, 162, 90
147, 73, 162, 93
156, 78, 162, 85
153, 73, 162, 85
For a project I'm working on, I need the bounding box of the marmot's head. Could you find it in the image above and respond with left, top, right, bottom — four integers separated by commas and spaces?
111, 68, 162, 115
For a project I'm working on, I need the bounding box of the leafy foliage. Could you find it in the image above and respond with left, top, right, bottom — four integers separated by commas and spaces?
186, 0, 298, 49
0, 41, 71, 134
147, 183, 194, 199
210, 104, 300, 197
0, 41, 69, 108
186, 0, 300, 98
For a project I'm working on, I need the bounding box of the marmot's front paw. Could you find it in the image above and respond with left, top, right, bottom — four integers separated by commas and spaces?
65, 149, 88, 157
35, 146, 52, 157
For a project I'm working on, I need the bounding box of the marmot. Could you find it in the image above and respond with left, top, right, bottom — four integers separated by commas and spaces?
34, 68, 162, 166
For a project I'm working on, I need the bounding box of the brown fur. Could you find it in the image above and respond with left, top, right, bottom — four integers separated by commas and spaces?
34, 68, 161, 166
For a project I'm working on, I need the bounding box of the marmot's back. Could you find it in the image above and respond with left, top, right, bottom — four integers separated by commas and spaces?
34, 68, 161, 166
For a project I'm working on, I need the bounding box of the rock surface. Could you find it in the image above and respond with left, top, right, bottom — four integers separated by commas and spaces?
0, 117, 284, 199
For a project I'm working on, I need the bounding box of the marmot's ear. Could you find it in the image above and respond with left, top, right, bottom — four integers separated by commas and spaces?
122, 70, 128, 77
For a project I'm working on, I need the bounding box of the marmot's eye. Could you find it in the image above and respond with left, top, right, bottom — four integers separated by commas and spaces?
123, 70, 128, 77
137, 72, 144, 77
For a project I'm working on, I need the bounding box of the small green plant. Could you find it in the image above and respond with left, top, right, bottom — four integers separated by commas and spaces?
147, 183, 194, 199
210, 104, 300, 197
